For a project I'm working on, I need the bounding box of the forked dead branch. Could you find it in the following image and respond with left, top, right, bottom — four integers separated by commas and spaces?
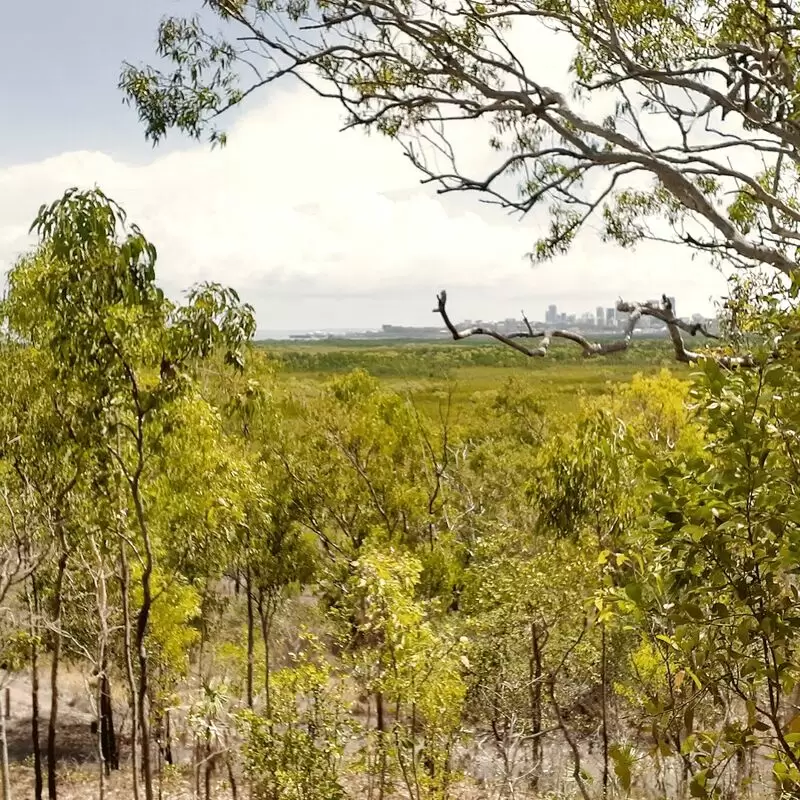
434, 290, 765, 368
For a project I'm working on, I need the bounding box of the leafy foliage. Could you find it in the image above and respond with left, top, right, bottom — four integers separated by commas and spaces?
7, 186, 800, 800
124, 0, 800, 274
239, 638, 352, 800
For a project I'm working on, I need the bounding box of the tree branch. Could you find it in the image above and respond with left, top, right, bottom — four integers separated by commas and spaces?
434, 290, 769, 368
126, 0, 800, 288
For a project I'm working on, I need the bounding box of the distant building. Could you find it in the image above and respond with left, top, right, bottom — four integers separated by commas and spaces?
546, 304, 557, 324
605, 308, 616, 327
596, 306, 605, 327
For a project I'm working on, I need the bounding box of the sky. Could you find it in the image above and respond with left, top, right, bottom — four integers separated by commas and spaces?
0, 1, 728, 332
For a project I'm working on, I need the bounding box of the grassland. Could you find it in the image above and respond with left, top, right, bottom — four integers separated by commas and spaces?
257, 336, 692, 415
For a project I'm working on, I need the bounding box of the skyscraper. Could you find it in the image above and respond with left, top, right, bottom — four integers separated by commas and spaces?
546, 304, 557, 324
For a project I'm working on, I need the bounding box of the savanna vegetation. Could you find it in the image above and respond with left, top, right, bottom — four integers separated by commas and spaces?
1, 186, 799, 800
5, 0, 800, 796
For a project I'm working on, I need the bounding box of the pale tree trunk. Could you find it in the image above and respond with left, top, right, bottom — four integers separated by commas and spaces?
1, 700, 11, 800
96, 678, 105, 800
132, 479, 155, 800
376, 691, 387, 800
257, 592, 275, 718
529, 621, 543, 792
26, 576, 43, 800
47, 544, 68, 800
116, 385, 155, 800
119, 544, 140, 800
601, 625, 610, 798
135, 572, 154, 800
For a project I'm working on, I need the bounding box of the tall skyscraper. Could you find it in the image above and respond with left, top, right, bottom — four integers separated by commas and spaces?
596, 306, 604, 327
546, 304, 557, 324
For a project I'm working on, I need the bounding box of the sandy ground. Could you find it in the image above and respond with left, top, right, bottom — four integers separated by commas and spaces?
2, 669, 98, 766
5, 764, 238, 800
1, 670, 240, 799
0, 666, 515, 798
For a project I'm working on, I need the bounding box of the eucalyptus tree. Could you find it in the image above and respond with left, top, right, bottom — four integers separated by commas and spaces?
2, 188, 256, 800
606, 349, 800, 798
0, 342, 92, 800
283, 369, 464, 618
219, 366, 318, 712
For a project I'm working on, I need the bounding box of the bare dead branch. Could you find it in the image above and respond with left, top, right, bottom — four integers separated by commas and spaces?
434, 290, 769, 368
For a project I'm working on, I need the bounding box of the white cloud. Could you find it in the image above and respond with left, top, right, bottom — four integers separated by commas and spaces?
0, 84, 726, 331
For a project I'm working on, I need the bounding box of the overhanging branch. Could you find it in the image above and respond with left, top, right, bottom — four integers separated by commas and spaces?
125, 0, 800, 286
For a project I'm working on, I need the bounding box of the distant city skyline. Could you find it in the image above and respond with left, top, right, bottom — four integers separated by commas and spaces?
541, 296, 682, 329
258, 291, 718, 335
259, 295, 720, 340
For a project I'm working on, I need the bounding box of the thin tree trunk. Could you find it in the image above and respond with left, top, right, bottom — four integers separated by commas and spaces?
94, 541, 118, 778
529, 621, 543, 792
136, 573, 154, 800
131, 478, 155, 800
377, 691, 386, 800
1, 707, 11, 800
225, 752, 238, 800
95, 569, 108, 800
258, 599, 272, 718
47, 546, 68, 800
730, 744, 747, 800
119, 545, 141, 800
156, 715, 163, 800
601, 625, 610, 798
204, 737, 214, 800
163, 710, 172, 766
193, 737, 201, 800
27, 577, 43, 800
549, 678, 592, 800
245, 563, 254, 711
96, 677, 105, 800
100, 671, 117, 772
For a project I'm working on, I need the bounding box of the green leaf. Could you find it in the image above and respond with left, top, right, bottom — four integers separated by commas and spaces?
689, 769, 709, 798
